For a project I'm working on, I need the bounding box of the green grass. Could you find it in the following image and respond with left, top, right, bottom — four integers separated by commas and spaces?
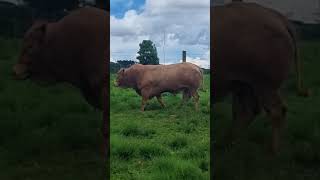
110, 74, 210, 179
6, 38, 319, 179
213, 41, 320, 180
0, 37, 106, 179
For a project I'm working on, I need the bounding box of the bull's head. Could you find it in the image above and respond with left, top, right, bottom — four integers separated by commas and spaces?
114, 68, 126, 87
13, 21, 48, 81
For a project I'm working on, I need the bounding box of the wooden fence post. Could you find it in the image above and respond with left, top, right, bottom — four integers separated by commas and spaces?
182, 50, 186, 62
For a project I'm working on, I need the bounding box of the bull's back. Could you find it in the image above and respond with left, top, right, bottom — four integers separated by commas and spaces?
142, 63, 202, 92
57, 7, 107, 56
47, 7, 108, 81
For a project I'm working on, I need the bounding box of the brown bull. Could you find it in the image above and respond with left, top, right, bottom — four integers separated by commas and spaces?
212, 2, 309, 154
12, 7, 109, 158
115, 62, 203, 111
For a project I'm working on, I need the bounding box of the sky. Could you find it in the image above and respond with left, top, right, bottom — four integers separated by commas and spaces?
110, 0, 210, 69
3, 0, 317, 69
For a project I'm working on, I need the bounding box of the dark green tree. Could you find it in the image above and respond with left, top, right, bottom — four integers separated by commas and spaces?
24, 0, 79, 19
110, 62, 120, 73
136, 40, 159, 65
95, 0, 109, 10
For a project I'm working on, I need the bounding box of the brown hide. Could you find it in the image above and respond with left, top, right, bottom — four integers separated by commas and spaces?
211, 2, 307, 153
13, 7, 110, 163
116, 63, 202, 111
13, 7, 108, 110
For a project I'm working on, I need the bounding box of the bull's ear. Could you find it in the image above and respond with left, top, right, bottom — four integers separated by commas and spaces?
118, 68, 125, 74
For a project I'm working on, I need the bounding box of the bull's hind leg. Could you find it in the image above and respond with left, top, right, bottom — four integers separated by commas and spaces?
224, 84, 261, 148
260, 91, 287, 154
180, 90, 190, 107
191, 90, 200, 111
156, 95, 166, 108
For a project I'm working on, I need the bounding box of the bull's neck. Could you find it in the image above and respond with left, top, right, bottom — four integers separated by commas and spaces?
126, 68, 140, 89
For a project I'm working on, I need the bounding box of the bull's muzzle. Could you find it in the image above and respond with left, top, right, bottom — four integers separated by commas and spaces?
13, 63, 29, 80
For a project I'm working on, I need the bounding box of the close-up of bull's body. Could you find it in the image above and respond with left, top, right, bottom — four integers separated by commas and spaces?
212, 2, 308, 153
12, 6, 109, 162
13, 7, 108, 110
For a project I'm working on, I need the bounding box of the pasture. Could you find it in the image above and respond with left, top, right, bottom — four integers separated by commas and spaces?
0, 37, 105, 179
213, 41, 320, 179
3, 39, 319, 180
110, 74, 210, 179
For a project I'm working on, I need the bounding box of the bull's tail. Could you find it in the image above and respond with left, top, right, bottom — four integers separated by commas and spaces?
199, 68, 206, 92
286, 21, 309, 97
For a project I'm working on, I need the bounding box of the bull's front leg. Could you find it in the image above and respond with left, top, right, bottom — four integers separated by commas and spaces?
140, 87, 151, 112
141, 97, 148, 112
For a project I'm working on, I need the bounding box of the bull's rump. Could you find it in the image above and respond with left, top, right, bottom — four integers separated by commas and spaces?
212, 2, 294, 92
139, 63, 202, 93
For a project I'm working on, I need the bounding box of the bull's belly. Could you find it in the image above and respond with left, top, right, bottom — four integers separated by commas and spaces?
148, 87, 186, 98
159, 88, 184, 95
213, 72, 286, 105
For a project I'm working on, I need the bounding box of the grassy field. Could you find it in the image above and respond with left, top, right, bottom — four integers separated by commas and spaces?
110, 74, 210, 179
3, 37, 319, 180
0, 38, 106, 179
213, 41, 320, 180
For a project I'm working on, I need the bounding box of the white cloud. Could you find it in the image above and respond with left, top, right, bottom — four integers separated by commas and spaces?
111, 0, 210, 68
110, 56, 115, 62
181, 53, 210, 69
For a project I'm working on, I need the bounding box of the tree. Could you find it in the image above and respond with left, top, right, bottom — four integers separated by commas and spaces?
24, 0, 79, 19
110, 60, 136, 73
95, 0, 109, 11
110, 62, 120, 73
136, 40, 159, 65
24, 0, 79, 10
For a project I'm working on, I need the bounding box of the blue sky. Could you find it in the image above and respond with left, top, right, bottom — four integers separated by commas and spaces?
110, 0, 210, 68
111, 0, 145, 18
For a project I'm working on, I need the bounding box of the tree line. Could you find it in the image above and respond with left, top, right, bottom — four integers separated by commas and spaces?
291, 20, 320, 41
0, 0, 108, 38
